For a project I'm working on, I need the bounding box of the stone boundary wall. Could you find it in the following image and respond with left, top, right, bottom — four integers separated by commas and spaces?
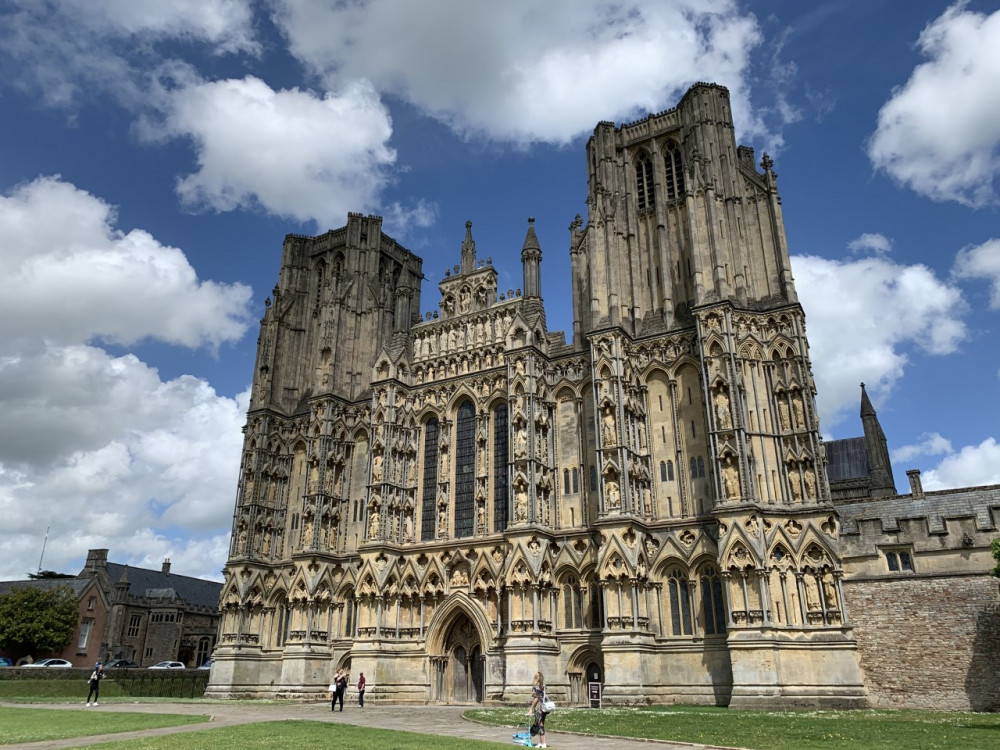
844, 574, 1000, 711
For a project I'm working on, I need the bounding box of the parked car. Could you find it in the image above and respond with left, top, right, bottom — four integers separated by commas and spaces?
197, 659, 212, 670
104, 659, 140, 669
149, 661, 186, 669
0, 656, 12, 667
23, 658, 73, 668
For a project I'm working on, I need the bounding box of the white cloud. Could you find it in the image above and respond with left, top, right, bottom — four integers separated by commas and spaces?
792, 253, 967, 431
921, 437, 1000, 490
868, 3, 1000, 207
269, 0, 765, 145
0, 0, 258, 108
0, 176, 253, 581
140, 73, 399, 230
953, 238, 1000, 309
847, 232, 893, 256
892, 431, 952, 463
0, 176, 253, 349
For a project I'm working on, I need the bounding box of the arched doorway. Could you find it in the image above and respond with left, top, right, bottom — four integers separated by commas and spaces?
442, 612, 484, 703
567, 648, 604, 705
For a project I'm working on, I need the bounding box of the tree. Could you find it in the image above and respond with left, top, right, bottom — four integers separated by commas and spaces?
27, 571, 74, 580
0, 585, 78, 656
992, 538, 1000, 578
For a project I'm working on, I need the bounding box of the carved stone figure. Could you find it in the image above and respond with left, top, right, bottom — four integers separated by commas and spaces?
515, 484, 528, 522
723, 459, 740, 499
715, 390, 732, 429
602, 405, 616, 445
778, 397, 791, 430
606, 480, 621, 510
371, 453, 383, 483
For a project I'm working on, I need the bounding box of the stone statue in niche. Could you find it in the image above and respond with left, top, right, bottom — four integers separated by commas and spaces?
778, 396, 791, 430
368, 509, 380, 538
792, 392, 805, 428
803, 468, 817, 499
722, 458, 740, 499
460, 288, 471, 313
438, 505, 447, 537
514, 483, 528, 522
788, 466, 802, 501
601, 405, 616, 445
371, 453, 383, 483
714, 389, 732, 429
513, 425, 528, 459
605, 479, 621, 510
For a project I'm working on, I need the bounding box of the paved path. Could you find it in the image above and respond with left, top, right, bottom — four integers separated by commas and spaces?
2, 701, 745, 750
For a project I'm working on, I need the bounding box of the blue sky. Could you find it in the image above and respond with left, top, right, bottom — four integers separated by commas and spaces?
1, 1, 998, 581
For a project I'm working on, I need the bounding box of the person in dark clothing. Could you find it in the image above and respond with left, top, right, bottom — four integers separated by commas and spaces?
331, 668, 348, 711
86, 665, 104, 706
357, 672, 366, 707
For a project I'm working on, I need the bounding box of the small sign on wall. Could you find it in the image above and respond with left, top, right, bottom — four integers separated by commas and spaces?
588, 681, 602, 709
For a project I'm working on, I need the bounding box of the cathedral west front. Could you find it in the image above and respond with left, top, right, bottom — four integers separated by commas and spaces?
206, 83, 921, 708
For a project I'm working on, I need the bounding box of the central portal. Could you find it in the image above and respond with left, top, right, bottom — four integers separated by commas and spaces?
443, 612, 484, 703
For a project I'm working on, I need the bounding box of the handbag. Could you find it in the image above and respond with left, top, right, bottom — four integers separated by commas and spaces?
541, 696, 556, 713
328, 683, 336, 692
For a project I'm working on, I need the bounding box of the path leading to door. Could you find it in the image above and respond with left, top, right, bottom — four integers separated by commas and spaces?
2, 701, 746, 750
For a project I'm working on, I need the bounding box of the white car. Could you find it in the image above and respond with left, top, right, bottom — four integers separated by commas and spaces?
148, 661, 186, 669
23, 658, 73, 668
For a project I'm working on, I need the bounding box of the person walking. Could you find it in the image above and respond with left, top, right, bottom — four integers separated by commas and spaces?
357, 672, 366, 707
331, 668, 348, 711
528, 671, 549, 748
85, 664, 104, 706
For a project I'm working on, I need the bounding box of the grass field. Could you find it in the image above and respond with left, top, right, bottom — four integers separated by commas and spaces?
0, 707, 208, 745
466, 705, 1000, 750
0, 679, 128, 702
1, 716, 512, 750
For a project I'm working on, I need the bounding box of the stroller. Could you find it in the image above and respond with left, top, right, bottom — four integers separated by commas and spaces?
512, 712, 540, 746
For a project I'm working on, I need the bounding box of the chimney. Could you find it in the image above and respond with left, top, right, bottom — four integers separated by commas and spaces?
906, 469, 924, 500
84, 549, 108, 574
162, 558, 171, 575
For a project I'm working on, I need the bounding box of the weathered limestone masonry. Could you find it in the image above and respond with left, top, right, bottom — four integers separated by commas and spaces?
837, 486, 1000, 711
206, 81, 998, 710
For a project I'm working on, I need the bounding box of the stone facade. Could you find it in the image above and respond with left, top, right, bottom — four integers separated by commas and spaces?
207, 82, 998, 710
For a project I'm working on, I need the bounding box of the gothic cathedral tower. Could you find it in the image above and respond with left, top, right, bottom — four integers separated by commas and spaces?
570, 83, 865, 706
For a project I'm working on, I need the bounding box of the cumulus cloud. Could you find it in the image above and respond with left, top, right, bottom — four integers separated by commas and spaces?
269, 0, 765, 145
892, 431, 952, 463
139, 72, 399, 230
868, 3, 1000, 206
953, 238, 1000, 309
0, 0, 258, 108
0, 177, 252, 580
792, 253, 967, 431
921, 437, 1000, 490
847, 232, 893, 256
0, 177, 253, 348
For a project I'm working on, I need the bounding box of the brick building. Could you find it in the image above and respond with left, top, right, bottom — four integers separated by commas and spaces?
0, 549, 221, 668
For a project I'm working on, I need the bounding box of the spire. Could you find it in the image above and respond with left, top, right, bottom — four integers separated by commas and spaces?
860, 381, 876, 418
859, 382, 895, 497
460, 220, 476, 275
521, 217, 542, 298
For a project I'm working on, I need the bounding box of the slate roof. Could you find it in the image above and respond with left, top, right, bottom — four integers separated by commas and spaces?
104, 562, 221, 609
825, 437, 870, 482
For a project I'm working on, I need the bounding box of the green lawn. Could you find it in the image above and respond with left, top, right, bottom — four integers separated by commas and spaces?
0, 707, 208, 745
466, 705, 1000, 750
81, 721, 513, 750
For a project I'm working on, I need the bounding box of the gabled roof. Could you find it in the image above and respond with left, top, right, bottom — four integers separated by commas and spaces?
104, 563, 221, 609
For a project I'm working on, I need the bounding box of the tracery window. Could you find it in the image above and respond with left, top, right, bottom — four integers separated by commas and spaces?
421, 418, 439, 541
664, 141, 685, 200
885, 549, 914, 573
699, 566, 727, 635
660, 461, 667, 482
564, 469, 571, 494
635, 154, 655, 210
493, 403, 509, 532
667, 460, 674, 480
563, 577, 584, 629
572, 468, 579, 493
455, 401, 476, 538
667, 569, 693, 635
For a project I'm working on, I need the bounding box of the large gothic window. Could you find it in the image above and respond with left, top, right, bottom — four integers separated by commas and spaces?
635, 154, 655, 210
667, 568, 693, 635
455, 400, 476, 538
493, 402, 509, 532
664, 141, 685, 200
421, 419, 439, 541
700, 566, 727, 635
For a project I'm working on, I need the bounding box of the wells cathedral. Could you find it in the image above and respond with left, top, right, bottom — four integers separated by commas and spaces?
207, 84, 1000, 710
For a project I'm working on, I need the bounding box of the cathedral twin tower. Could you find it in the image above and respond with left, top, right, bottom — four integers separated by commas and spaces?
208, 83, 868, 708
